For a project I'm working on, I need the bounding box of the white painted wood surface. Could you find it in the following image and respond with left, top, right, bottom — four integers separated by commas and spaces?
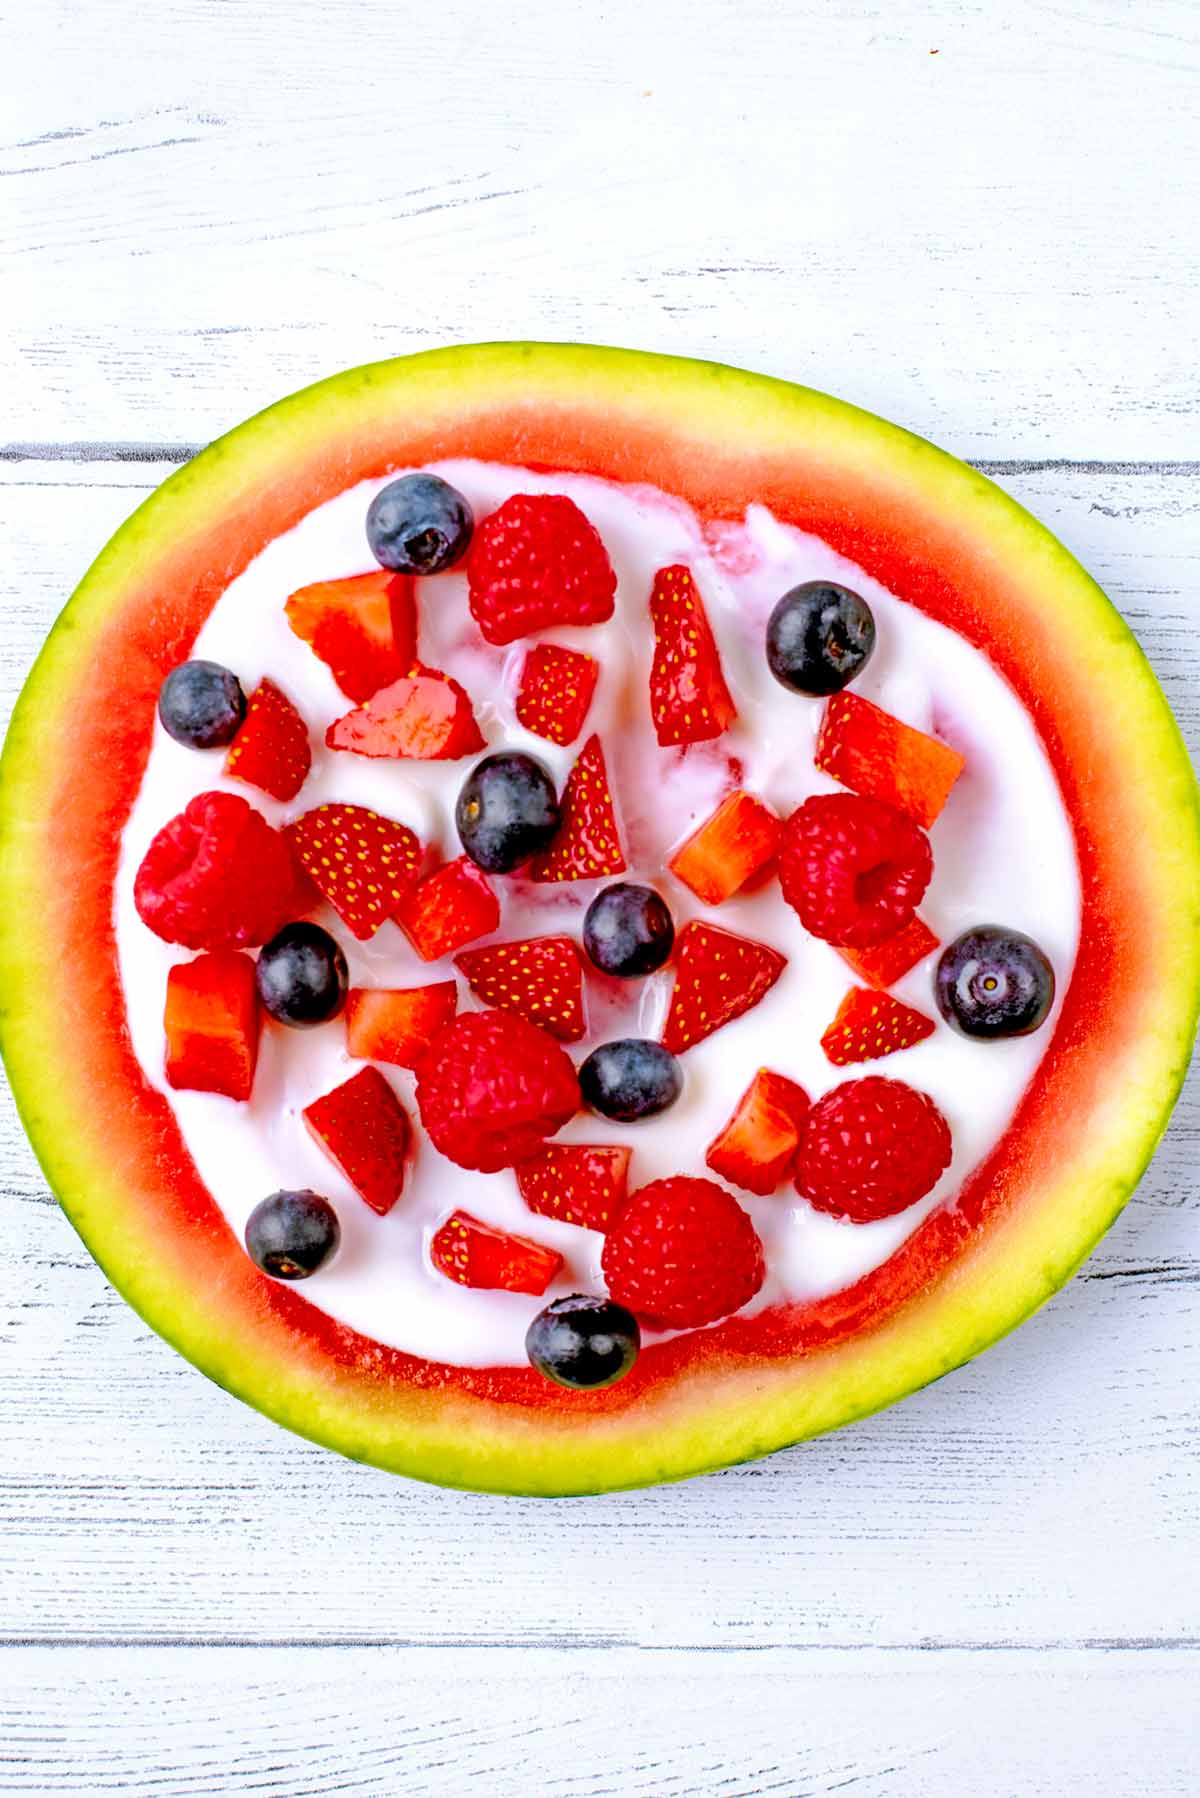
2, 1, 1198, 1791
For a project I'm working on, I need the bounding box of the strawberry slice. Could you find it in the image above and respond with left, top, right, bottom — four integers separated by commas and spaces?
516, 1143, 631, 1232
820, 987, 937, 1066
837, 916, 940, 990
515, 643, 599, 746
529, 734, 626, 883
223, 678, 311, 801
326, 664, 485, 761
455, 936, 585, 1042
430, 1209, 563, 1294
285, 804, 422, 941
302, 1066, 410, 1215
395, 856, 500, 961
344, 982, 458, 1070
285, 570, 417, 702
661, 920, 787, 1054
668, 790, 782, 905
816, 691, 965, 829
649, 564, 738, 747
163, 950, 260, 1101
706, 1069, 811, 1196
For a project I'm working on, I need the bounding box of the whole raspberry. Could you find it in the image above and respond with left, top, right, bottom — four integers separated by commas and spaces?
796, 1076, 952, 1222
134, 791, 305, 950
779, 792, 932, 948
415, 1009, 580, 1172
467, 493, 617, 646
601, 1176, 765, 1329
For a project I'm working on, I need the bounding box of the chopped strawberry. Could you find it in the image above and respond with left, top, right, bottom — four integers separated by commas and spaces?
431, 1210, 563, 1295
163, 951, 260, 1101
285, 804, 422, 941
455, 936, 585, 1042
467, 493, 617, 645
223, 678, 311, 801
394, 856, 500, 961
668, 790, 781, 905
661, 920, 787, 1054
705, 1069, 811, 1195
285, 570, 417, 702
136, 791, 306, 950
302, 1066, 410, 1215
602, 1176, 765, 1328
515, 643, 599, 746
816, 691, 965, 828
648, 564, 738, 747
516, 1144, 631, 1231
820, 987, 937, 1066
529, 734, 626, 883
837, 916, 940, 989
416, 1011, 580, 1172
344, 983, 458, 1070
326, 664, 485, 761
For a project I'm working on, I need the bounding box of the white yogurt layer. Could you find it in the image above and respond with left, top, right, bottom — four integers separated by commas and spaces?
114, 462, 1081, 1365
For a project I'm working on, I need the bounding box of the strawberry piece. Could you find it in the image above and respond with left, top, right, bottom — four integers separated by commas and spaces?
395, 856, 500, 961
795, 1076, 952, 1222
135, 791, 307, 950
816, 691, 965, 829
431, 1210, 563, 1295
467, 493, 617, 645
416, 1011, 580, 1172
837, 915, 940, 989
302, 1066, 410, 1215
778, 793, 933, 949
344, 983, 458, 1071
661, 920, 787, 1054
705, 1069, 811, 1196
821, 987, 937, 1066
326, 664, 485, 761
668, 790, 781, 905
515, 643, 599, 746
528, 734, 625, 883
285, 570, 417, 702
648, 564, 738, 747
602, 1176, 765, 1328
455, 936, 586, 1042
516, 1144, 631, 1232
285, 804, 422, 941
223, 678, 311, 802
163, 951, 260, 1101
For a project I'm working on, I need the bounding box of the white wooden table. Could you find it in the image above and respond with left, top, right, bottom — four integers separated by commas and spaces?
3, 2, 1198, 1791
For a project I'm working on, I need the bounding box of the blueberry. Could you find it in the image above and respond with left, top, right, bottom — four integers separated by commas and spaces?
766, 581, 876, 696
584, 883, 675, 978
255, 923, 349, 1028
366, 473, 474, 575
245, 1190, 340, 1280
158, 659, 246, 748
579, 1038, 682, 1121
935, 926, 1055, 1039
456, 752, 561, 873
526, 1294, 641, 1390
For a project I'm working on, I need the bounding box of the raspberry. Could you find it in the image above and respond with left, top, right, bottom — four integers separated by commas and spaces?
134, 791, 305, 950
467, 494, 617, 646
778, 793, 932, 948
601, 1176, 765, 1329
414, 1010, 580, 1173
795, 1076, 952, 1222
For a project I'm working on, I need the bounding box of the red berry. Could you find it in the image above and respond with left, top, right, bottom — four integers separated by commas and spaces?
455, 935, 586, 1042
668, 789, 781, 906
816, 691, 965, 828
285, 803, 422, 941
528, 734, 626, 883
778, 793, 932, 949
795, 1076, 952, 1222
601, 1176, 765, 1328
326, 664, 485, 761
223, 677, 311, 802
415, 1010, 580, 1173
163, 950, 260, 1101
837, 915, 940, 990
820, 987, 936, 1066
134, 791, 305, 950
285, 570, 417, 703
661, 920, 787, 1055
303, 1066, 411, 1216
467, 493, 616, 645
517, 1143, 631, 1232
648, 564, 738, 747
430, 1210, 563, 1295
515, 642, 599, 746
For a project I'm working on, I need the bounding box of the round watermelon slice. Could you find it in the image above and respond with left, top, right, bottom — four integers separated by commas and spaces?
1, 343, 1197, 1494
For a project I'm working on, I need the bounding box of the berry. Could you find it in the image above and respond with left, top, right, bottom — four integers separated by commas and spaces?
255, 922, 349, 1028
648, 564, 738, 746
935, 926, 1056, 1039
661, 920, 786, 1055
327, 665, 485, 761
245, 1190, 340, 1280
816, 691, 965, 829
394, 856, 500, 961
302, 1066, 411, 1215
517, 1144, 632, 1232
285, 570, 417, 703
163, 950, 260, 1101
285, 804, 422, 941
837, 915, 940, 990
602, 1176, 765, 1329
455, 752, 561, 873
526, 1295, 640, 1389
467, 492, 616, 645
515, 643, 599, 746
705, 1069, 811, 1196
795, 1076, 952, 1222
431, 1211, 562, 1295
765, 581, 876, 696
224, 677, 311, 801
528, 734, 626, 883
583, 883, 674, 978
456, 936, 585, 1042
821, 986, 936, 1065
579, 1039, 682, 1122
668, 790, 781, 906
778, 793, 932, 949
157, 659, 246, 749
135, 791, 305, 950
415, 1010, 580, 1172
366, 472, 473, 575
344, 983, 458, 1070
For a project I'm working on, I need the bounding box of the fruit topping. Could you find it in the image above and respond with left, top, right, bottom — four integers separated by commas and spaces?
164, 949, 260, 1100
326, 665, 485, 761
661, 920, 786, 1054
467, 492, 616, 645
668, 790, 781, 905
837, 915, 940, 989
366, 472, 474, 575
415, 1010, 580, 1172
455, 935, 586, 1042
431, 1210, 563, 1295
526, 1294, 640, 1389
765, 581, 876, 696
224, 677, 311, 801
528, 734, 626, 883
394, 855, 500, 961
816, 691, 965, 828
583, 882, 674, 978
344, 983, 458, 1070
648, 564, 738, 746
285, 803, 422, 941
517, 1143, 632, 1232
136, 791, 305, 950
515, 643, 599, 746
244, 1190, 340, 1280
158, 659, 246, 749
285, 570, 417, 703
602, 1176, 765, 1329
255, 921, 349, 1029
935, 926, 1056, 1039
778, 793, 932, 949
456, 751, 561, 873
705, 1069, 811, 1195
303, 1066, 411, 1215
579, 1038, 682, 1122
795, 1076, 952, 1222
821, 983, 937, 1066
